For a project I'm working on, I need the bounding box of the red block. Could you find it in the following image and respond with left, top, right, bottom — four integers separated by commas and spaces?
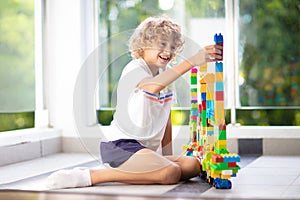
228, 162, 237, 168
212, 154, 224, 163
216, 91, 224, 100
219, 124, 226, 130
199, 104, 202, 112
202, 101, 206, 109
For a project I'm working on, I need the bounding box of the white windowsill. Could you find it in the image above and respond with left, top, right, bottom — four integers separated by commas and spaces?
226, 125, 300, 139
0, 128, 62, 166
171, 125, 300, 139
1, 125, 300, 167
0, 128, 61, 147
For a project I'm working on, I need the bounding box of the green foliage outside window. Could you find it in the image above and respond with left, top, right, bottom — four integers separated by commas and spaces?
98, 0, 300, 126
0, 0, 35, 132
239, 0, 300, 106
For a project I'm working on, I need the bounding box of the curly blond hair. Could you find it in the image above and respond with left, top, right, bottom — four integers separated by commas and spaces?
129, 15, 184, 59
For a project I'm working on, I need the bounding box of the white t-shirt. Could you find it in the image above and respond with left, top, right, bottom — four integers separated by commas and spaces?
104, 58, 174, 152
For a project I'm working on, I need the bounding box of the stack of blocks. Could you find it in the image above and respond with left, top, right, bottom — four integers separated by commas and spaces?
183, 33, 240, 189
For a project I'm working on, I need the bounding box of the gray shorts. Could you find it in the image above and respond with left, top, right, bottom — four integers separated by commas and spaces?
100, 139, 146, 168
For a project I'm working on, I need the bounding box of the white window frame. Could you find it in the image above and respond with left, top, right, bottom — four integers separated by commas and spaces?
34, 0, 48, 128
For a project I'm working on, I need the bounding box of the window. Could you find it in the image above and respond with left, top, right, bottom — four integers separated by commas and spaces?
97, 0, 226, 125
97, 0, 300, 126
236, 0, 300, 125
0, 0, 35, 131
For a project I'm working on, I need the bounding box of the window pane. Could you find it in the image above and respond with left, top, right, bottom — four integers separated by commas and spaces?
238, 0, 300, 107
98, 0, 226, 125
0, 0, 35, 111
236, 109, 300, 126
0, 0, 35, 131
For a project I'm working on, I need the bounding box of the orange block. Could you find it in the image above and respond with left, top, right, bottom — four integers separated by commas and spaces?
200, 84, 206, 92
216, 72, 223, 82
204, 73, 215, 83
221, 174, 231, 179
199, 64, 207, 72
215, 101, 224, 110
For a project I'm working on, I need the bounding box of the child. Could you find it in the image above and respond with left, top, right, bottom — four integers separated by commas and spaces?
47, 15, 222, 189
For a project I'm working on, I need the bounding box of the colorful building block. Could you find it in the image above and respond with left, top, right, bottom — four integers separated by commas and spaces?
183, 33, 240, 189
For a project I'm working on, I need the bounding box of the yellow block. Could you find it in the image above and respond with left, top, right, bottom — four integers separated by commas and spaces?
207, 135, 214, 145
199, 64, 207, 72
215, 113, 225, 123
216, 72, 223, 82
216, 118, 226, 125
216, 140, 227, 149
211, 173, 221, 179
204, 73, 215, 83
200, 84, 206, 92
207, 92, 214, 100
217, 140, 227, 146
221, 174, 231, 179
215, 101, 224, 110
214, 109, 224, 115
191, 92, 197, 96
207, 126, 214, 132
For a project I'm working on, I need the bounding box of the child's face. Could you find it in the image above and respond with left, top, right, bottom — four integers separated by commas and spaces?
142, 36, 176, 71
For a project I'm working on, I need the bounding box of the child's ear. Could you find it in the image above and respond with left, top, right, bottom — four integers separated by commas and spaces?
139, 48, 144, 58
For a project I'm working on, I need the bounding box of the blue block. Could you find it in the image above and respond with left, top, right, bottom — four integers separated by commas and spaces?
191, 109, 198, 116
215, 82, 224, 91
214, 178, 231, 189
223, 155, 241, 162
207, 131, 214, 136
214, 33, 223, 44
207, 100, 214, 109
201, 93, 206, 100
216, 62, 223, 72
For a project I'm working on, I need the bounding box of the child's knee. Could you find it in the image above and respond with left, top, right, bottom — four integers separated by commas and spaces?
160, 163, 181, 185
184, 157, 200, 171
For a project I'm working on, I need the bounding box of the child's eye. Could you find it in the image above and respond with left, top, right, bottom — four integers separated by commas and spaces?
160, 42, 166, 48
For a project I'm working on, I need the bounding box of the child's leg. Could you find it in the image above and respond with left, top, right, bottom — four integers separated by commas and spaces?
47, 148, 182, 189
165, 155, 201, 180
91, 148, 181, 185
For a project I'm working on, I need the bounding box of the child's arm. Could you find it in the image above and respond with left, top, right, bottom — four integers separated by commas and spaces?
161, 114, 173, 156
138, 44, 222, 94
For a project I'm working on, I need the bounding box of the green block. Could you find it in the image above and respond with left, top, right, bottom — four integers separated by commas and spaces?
191, 103, 198, 108
190, 88, 197, 92
191, 77, 197, 84
218, 130, 227, 140
201, 110, 207, 126
214, 147, 229, 154
210, 162, 228, 170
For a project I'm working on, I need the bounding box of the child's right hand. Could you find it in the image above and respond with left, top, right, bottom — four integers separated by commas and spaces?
188, 44, 223, 66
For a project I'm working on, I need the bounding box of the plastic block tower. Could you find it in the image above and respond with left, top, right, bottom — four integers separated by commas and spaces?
183, 33, 240, 189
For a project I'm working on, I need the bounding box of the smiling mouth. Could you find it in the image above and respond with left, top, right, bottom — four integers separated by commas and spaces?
159, 55, 170, 62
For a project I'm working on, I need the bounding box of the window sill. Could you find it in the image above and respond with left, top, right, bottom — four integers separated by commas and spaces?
172, 125, 300, 139
0, 128, 62, 166
226, 124, 300, 139
1, 125, 300, 167
172, 125, 300, 156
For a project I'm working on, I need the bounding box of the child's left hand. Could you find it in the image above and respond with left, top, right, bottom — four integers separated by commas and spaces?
188, 44, 223, 66
203, 44, 223, 62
